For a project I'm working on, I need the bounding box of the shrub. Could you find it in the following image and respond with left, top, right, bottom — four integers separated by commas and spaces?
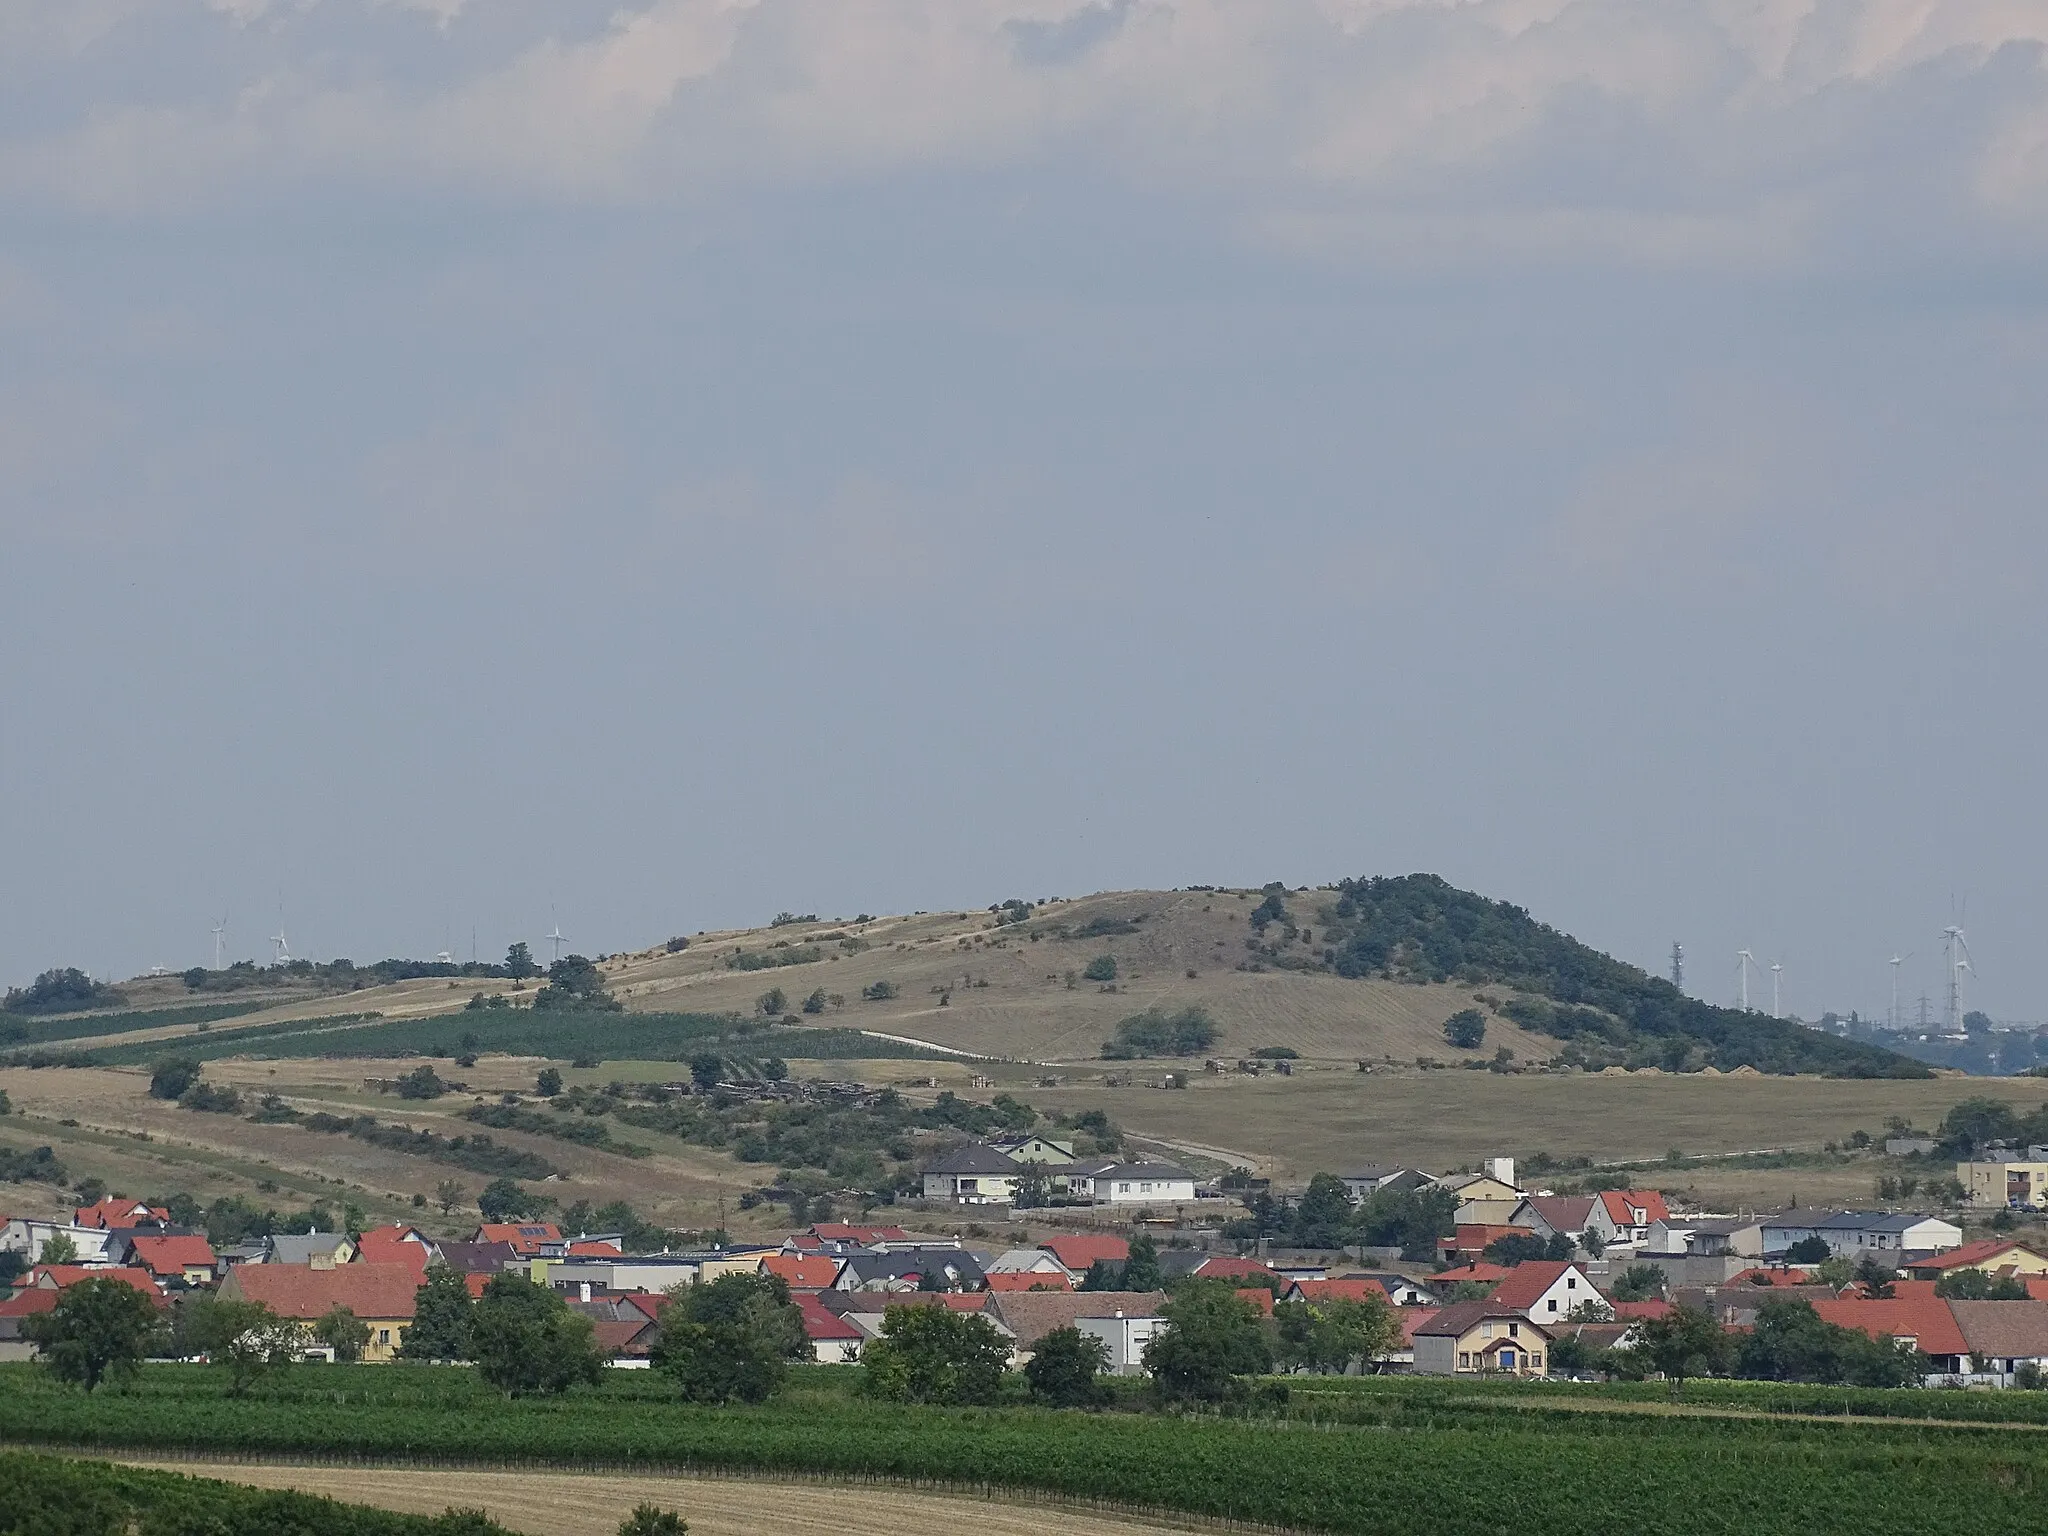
861, 981, 898, 1002
469, 1275, 605, 1396
756, 988, 787, 1017
536, 1068, 563, 1097
1102, 1007, 1218, 1059
1024, 1325, 1110, 1407
148, 1057, 202, 1101
862, 1304, 1009, 1405
1442, 1010, 1487, 1050
1082, 955, 1118, 983
651, 1272, 807, 1404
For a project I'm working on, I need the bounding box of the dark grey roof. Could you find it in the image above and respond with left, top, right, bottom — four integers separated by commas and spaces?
836, 1251, 987, 1287
923, 1144, 1021, 1176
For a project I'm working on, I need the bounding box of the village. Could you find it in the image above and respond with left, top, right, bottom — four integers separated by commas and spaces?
11, 1132, 2048, 1389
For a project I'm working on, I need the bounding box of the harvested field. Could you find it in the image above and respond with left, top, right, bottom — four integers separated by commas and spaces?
111, 1459, 1215, 1536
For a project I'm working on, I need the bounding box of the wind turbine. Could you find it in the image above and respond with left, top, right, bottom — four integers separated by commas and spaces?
272, 926, 292, 965
1770, 961, 1783, 1020
547, 909, 567, 966
211, 915, 227, 971
1737, 950, 1761, 1011
1943, 924, 1974, 1032
1888, 953, 1912, 1029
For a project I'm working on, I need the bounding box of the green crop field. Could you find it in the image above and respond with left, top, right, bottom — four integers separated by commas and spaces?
4, 1364, 2047, 1535
0, 1000, 273, 1050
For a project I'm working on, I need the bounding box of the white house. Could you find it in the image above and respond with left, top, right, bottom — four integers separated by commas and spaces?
920, 1144, 1021, 1204
1762, 1210, 1962, 1259
989, 1135, 1076, 1166
1075, 1308, 1168, 1375
1488, 1260, 1601, 1323
0, 1218, 112, 1265
1079, 1162, 1196, 1205
1337, 1165, 1430, 1201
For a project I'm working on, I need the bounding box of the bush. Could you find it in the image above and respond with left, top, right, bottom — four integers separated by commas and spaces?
1250, 1046, 1299, 1060
148, 1057, 202, 1101
1082, 955, 1118, 983
862, 1304, 1010, 1405
620, 1505, 689, 1536
469, 1276, 605, 1396
756, 988, 787, 1017
536, 1068, 563, 1097
1024, 1325, 1110, 1407
651, 1272, 807, 1404
177, 1081, 242, 1114
2, 967, 122, 1015
861, 981, 898, 1002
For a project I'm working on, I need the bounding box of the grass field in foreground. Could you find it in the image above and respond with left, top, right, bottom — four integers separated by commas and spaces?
6, 1364, 2048, 1536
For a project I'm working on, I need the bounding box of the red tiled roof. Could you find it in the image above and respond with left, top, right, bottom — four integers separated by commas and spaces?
29, 1266, 164, 1300
1728, 1267, 1814, 1287
128, 1236, 217, 1276
1812, 1296, 1968, 1358
797, 1296, 863, 1341
1598, 1190, 1671, 1227
1039, 1235, 1129, 1271
473, 1222, 561, 1255
2027, 1277, 2048, 1302
1904, 1239, 2046, 1273
1396, 1306, 1440, 1342
1488, 1261, 1580, 1310
762, 1254, 841, 1290
787, 1234, 824, 1251
618, 1292, 666, 1322
1236, 1287, 1275, 1315
354, 1230, 432, 1282
1192, 1255, 1276, 1280
0, 1289, 61, 1319
1433, 1262, 1513, 1285
811, 1223, 909, 1244
986, 1270, 1073, 1292
568, 1240, 624, 1257
225, 1262, 421, 1321
463, 1273, 492, 1299
591, 1319, 653, 1356
1611, 1300, 1673, 1320
73, 1199, 168, 1230
1288, 1278, 1391, 1306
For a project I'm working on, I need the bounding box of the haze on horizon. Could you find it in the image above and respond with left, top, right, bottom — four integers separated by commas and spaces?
3, 2, 2045, 1024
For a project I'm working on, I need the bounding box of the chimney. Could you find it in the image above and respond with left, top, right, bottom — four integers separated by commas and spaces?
579, 1281, 592, 1302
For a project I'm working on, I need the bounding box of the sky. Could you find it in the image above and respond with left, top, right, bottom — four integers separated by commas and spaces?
3, 1, 2047, 1024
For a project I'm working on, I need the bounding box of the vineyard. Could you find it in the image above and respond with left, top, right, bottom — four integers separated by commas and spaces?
4, 1365, 2048, 1534
0, 1448, 507, 1534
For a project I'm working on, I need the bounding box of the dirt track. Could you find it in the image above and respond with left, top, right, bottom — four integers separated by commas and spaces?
112, 1459, 1216, 1535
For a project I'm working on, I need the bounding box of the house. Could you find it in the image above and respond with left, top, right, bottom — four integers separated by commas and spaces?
1387, 1306, 1440, 1369
760, 1253, 842, 1292
989, 1135, 1076, 1166
1412, 1304, 1552, 1376
1439, 1224, 1534, 1264
1820, 1212, 1962, 1257
1075, 1308, 1169, 1375
822, 1292, 1011, 1348
1285, 1277, 1391, 1306
988, 1290, 1168, 1369
1038, 1235, 1128, 1281
796, 1295, 864, 1363
1511, 1197, 1600, 1248
833, 1250, 987, 1293
1948, 1301, 2048, 1381
1902, 1240, 2048, 1281
1338, 1166, 1430, 1201
986, 1270, 1072, 1292
0, 1217, 112, 1266
1076, 1162, 1197, 1205
1810, 1294, 1970, 1375
1431, 1261, 1515, 1289
1958, 1157, 2048, 1209
804, 1223, 913, 1247
920, 1144, 1021, 1205
985, 1247, 1073, 1280
1158, 1253, 1277, 1284
73, 1198, 170, 1230
126, 1234, 218, 1288
1885, 1136, 1937, 1157
435, 1240, 519, 1278
1594, 1191, 1671, 1247
470, 1222, 564, 1258
1452, 1199, 1527, 1230
567, 1238, 625, 1258
1647, 1217, 1766, 1259
219, 1262, 421, 1362
1489, 1261, 1600, 1324
1434, 1172, 1521, 1205
354, 1225, 437, 1283
266, 1231, 356, 1269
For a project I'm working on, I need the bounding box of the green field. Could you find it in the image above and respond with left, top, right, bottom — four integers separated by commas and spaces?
4, 1364, 2047, 1535
0, 1000, 273, 1050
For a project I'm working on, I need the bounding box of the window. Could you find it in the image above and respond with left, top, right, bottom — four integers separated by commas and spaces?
1458, 1352, 1471, 1368
377, 1329, 390, 1345
1566, 1276, 1577, 1289
1529, 1354, 1543, 1369
1480, 1322, 1492, 1338
1546, 1300, 1558, 1312
1508, 1322, 1520, 1337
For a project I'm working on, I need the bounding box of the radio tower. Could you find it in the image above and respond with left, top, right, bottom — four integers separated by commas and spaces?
1670, 942, 1684, 992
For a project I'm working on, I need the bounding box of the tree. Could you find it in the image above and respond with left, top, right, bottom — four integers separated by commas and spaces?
23, 1277, 162, 1392
311, 1305, 371, 1363
861, 1304, 1011, 1405
532, 955, 618, 1012
397, 1064, 449, 1100
651, 1272, 808, 1404
801, 988, 827, 1015
1442, 1010, 1487, 1050
184, 1295, 304, 1395
756, 988, 787, 1017
861, 980, 898, 1001
71, 1176, 106, 1207
1013, 1164, 1052, 1209
1354, 1184, 1458, 1263
1851, 1254, 1896, 1298
618, 1507, 688, 1536
149, 1057, 203, 1101
1082, 955, 1118, 983
536, 1068, 563, 1098
1814, 1256, 1856, 1289
400, 1266, 475, 1361
688, 1053, 725, 1093
469, 1275, 605, 1395
1937, 1269, 2030, 1300
1785, 1236, 1833, 1266
1291, 1174, 1355, 1249
434, 1178, 468, 1217
3, 967, 119, 1015
1144, 1281, 1272, 1403
39, 1231, 79, 1266
0, 1088, 10, 1115
505, 942, 539, 979
1276, 1294, 1401, 1374
1122, 1234, 1162, 1291
1735, 1297, 1923, 1386
1078, 1259, 1117, 1292
1624, 1303, 1728, 1396
478, 1177, 551, 1223
1024, 1325, 1110, 1406
1610, 1263, 1667, 1302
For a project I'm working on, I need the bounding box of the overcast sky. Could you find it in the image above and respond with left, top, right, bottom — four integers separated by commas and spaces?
3, 2, 2046, 1023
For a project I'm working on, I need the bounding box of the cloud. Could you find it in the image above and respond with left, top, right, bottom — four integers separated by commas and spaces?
1, 1, 2045, 266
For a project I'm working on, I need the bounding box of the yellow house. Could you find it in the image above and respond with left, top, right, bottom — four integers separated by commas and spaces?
219, 1263, 420, 1362
1958, 1161, 2048, 1211
1437, 1173, 1521, 1205
1903, 1239, 2048, 1282
1412, 1305, 1552, 1376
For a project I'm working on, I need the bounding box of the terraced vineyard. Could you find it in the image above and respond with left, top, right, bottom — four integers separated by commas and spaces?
4, 1365, 2047, 1535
